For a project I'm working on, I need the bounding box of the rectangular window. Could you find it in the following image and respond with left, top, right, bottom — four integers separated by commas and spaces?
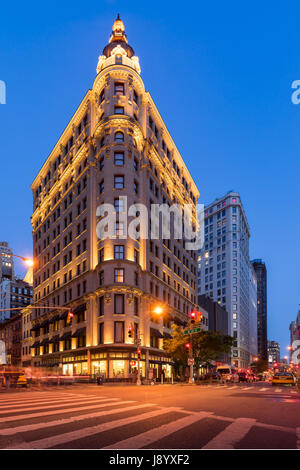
114, 321, 124, 343
98, 248, 104, 263
114, 175, 124, 189
99, 180, 104, 194
114, 82, 125, 95
114, 268, 124, 283
133, 158, 139, 171
114, 245, 124, 259
114, 152, 124, 165
114, 197, 125, 212
133, 180, 139, 194
114, 294, 124, 314
114, 221, 125, 237
99, 296, 104, 316
99, 157, 104, 171
134, 297, 139, 315
114, 106, 124, 115
99, 270, 104, 286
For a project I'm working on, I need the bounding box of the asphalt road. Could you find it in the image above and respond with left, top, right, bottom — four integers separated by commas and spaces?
0, 382, 299, 449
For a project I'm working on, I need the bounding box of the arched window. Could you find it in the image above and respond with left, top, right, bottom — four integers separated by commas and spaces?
115, 55, 122, 64
115, 131, 124, 143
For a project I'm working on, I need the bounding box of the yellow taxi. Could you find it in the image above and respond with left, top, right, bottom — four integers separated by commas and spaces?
16, 373, 27, 387
272, 372, 296, 386
0, 369, 28, 388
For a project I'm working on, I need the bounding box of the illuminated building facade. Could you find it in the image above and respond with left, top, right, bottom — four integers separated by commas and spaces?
197, 191, 257, 369
30, 17, 199, 380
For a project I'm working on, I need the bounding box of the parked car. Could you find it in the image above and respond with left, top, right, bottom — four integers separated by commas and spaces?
211, 372, 222, 382
238, 372, 249, 382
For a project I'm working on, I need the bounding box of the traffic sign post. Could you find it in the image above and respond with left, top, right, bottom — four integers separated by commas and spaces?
184, 327, 201, 335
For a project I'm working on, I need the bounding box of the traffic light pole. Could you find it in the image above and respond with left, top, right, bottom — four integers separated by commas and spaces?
189, 333, 194, 384
136, 327, 141, 386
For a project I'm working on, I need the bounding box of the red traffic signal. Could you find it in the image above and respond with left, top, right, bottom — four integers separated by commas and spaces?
67, 311, 74, 323
185, 343, 191, 350
190, 311, 196, 324
137, 348, 141, 360
128, 325, 133, 338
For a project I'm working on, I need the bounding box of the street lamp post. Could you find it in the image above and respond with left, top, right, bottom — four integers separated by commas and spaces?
0, 252, 34, 267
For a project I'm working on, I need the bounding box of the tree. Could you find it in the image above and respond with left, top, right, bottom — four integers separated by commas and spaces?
163, 325, 234, 379
250, 359, 268, 374
192, 331, 234, 375
163, 325, 189, 379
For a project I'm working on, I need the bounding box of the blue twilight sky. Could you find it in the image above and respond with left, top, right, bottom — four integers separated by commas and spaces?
0, 0, 299, 355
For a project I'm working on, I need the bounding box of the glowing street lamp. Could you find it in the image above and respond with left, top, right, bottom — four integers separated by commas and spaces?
153, 305, 163, 315
0, 252, 34, 267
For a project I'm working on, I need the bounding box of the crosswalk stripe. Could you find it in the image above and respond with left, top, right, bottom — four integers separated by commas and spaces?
0, 397, 111, 415
275, 388, 282, 393
202, 417, 257, 449
0, 394, 75, 403
103, 411, 212, 449
259, 388, 269, 391
0, 402, 149, 436
6, 407, 179, 449
0, 398, 121, 423
0, 396, 106, 410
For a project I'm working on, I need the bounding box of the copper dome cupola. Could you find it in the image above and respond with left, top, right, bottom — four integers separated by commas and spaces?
102, 14, 135, 59
96, 15, 141, 75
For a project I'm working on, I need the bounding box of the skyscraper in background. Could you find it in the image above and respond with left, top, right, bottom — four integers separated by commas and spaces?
267, 340, 280, 364
0, 242, 33, 322
251, 259, 268, 361
198, 191, 257, 368
0, 242, 14, 281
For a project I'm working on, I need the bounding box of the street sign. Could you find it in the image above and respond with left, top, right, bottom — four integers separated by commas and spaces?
184, 327, 201, 335
188, 358, 195, 366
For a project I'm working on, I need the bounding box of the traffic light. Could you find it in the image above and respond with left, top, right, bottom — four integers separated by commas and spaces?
128, 325, 133, 338
67, 311, 74, 324
185, 343, 191, 351
190, 311, 196, 324
137, 348, 141, 360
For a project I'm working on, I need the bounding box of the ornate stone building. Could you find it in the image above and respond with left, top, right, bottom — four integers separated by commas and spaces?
30, 16, 199, 380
